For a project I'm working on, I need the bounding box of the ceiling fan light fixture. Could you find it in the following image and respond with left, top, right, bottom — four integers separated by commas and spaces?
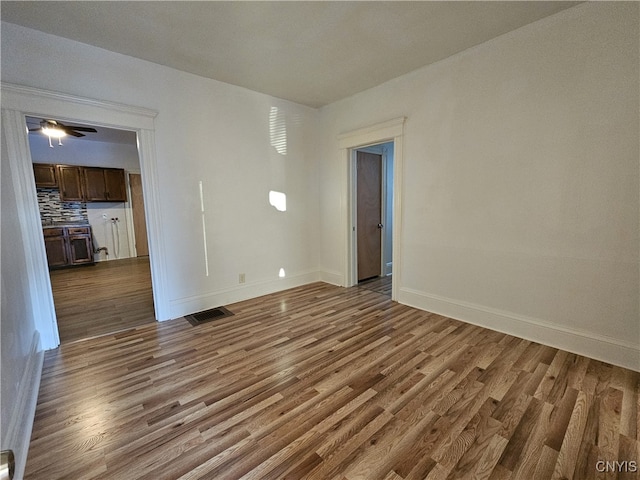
41, 125, 67, 138
28, 118, 97, 147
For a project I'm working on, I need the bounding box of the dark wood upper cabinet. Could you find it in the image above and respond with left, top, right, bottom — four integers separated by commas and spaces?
82, 167, 127, 202
83, 167, 109, 201
56, 165, 127, 202
103, 168, 127, 202
57, 166, 84, 202
33, 163, 58, 187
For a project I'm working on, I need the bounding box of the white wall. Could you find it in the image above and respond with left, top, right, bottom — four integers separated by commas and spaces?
30, 137, 140, 260
28, 136, 140, 171
319, 2, 639, 369
2, 21, 321, 319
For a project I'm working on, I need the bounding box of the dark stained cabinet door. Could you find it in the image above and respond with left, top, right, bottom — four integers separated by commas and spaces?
82, 167, 108, 201
44, 236, 69, 267
68, 235, 94, 264
43, 226, 94, 268
33, 163, 58, 187
45, 165, 127, 203
57, 166, 84, 201
104, 168, 127, 202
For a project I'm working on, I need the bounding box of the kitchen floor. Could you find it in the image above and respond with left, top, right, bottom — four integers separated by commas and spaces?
50, 256, 155, 343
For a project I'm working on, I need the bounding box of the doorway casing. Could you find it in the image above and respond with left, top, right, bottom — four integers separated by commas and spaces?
338, 117, 405, 301
1, 83, 169, 350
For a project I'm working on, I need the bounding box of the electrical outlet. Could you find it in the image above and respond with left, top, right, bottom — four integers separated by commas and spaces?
239, 273, 246, 284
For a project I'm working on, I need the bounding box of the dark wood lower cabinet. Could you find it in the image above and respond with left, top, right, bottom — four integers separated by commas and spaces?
43, 226, 94, 268
68, 235, 94, 265
44, 235, 69, 267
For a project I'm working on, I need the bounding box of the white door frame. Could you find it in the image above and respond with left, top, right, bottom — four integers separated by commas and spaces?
338, 117, 405, 301
1, 83, 170, 349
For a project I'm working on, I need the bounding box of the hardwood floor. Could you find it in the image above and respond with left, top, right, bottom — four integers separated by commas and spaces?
26, 282, 638, 479
357, 276, 392, 296
49, 257, 155, 343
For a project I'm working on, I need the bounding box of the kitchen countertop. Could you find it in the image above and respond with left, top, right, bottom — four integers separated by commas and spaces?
42, 220, 91, 227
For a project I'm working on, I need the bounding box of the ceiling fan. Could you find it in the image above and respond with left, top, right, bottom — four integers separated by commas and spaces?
29, 119, 97, 138
28, 119, 98, 147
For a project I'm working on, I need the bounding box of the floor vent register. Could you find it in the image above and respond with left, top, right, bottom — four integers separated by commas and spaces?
185, 306, 234, 326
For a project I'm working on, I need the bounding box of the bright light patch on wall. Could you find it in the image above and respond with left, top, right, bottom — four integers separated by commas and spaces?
279, 268, 286, 278
269, 107, 287, 155
269, 190, 287, 212
199, 181, 209, 277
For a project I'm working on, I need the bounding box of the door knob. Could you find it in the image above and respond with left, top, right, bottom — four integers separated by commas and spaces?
1, 450, 15, 480
377, 223, 383, 229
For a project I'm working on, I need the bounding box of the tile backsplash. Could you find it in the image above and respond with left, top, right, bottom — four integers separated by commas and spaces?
37, 188, 88, 223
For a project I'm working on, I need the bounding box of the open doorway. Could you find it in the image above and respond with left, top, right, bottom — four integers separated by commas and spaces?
27, 116, 155, 342
3, 84, 167, 350
354, 143, 393, 296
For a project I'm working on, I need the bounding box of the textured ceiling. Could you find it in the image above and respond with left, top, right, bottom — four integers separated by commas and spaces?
2, 1, 580, 108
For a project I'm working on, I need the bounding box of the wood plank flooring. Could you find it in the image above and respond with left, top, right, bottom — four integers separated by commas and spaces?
357, 276, 392, 297
25, 282, 639, 479
49, 257, 155, 343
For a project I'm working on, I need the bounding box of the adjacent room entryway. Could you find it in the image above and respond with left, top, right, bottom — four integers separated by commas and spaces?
356, 150, 383, 281
25, 114, 156, 344
338, 117, 404, 300
354, 142, 394, 294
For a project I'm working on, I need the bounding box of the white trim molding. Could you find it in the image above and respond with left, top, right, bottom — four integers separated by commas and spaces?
2, 332, 44, 480
0, 83, 157, 129
338, 117, 406, 150
398, 287, 640, 372
319, 269, 344, 287
2, 108, 61, 348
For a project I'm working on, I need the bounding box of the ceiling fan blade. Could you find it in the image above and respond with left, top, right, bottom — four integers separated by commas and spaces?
66, 130, 85, 137
62, 125, 97, 133
28, 128, 42, 132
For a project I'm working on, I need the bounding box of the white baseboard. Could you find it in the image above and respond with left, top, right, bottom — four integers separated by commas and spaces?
398, 287, 640, 372
168, 270, 323, 319
319, 269, 344, 286
3, 331, 44, 480
383, 262, 393, 277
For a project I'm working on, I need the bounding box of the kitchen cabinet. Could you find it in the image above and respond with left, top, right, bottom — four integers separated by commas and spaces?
68, 231, 94, 264
103, 168, 127, 201
43, 225, 94, 268
43, 228, 68, 267
33, 163, 58, 187
83, 167, 108, 201
56, 165, 127, 202
83, 167, 127, 202
57, 166, 84, 202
